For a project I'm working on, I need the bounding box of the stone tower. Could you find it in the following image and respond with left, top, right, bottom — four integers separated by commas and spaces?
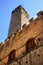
8, 5, 29, 37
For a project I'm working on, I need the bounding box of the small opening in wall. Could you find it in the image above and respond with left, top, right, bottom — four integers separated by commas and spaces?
25, 61, 28, 63
34, 51, 36, 53
38, 38, 41, 41
38, 54, 40, 57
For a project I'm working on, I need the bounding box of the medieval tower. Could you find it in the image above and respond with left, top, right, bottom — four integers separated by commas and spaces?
0, 5, 43, 65
8, 5, 29, 37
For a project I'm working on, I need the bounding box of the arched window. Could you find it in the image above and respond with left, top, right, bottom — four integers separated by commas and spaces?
8, 49, 16, 62
26, 38, 36, 52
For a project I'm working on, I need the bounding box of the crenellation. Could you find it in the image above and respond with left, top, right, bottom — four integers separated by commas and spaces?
29, 18, 34, 23
37, 11, 43, 17
22, 23, 26, 28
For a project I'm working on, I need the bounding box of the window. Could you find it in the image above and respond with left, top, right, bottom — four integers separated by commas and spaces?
8, 50, 16, 63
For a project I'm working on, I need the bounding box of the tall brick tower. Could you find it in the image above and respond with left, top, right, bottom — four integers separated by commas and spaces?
8, 5, 29, 37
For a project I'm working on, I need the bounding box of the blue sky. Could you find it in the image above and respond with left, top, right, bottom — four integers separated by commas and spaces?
0, 0, 43, 42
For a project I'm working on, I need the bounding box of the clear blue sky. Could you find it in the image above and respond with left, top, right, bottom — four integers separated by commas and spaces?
0, 0, 43, 42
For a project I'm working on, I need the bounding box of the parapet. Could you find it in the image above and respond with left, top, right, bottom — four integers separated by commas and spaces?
37, 11, 43, 17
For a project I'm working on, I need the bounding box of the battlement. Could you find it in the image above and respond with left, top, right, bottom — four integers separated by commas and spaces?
37, 11, 43, 17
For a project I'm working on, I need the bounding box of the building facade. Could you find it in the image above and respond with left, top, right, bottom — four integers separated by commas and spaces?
0, 5, 43, 65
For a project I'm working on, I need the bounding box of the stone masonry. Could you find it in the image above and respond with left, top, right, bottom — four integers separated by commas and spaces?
0, 5, 43, 65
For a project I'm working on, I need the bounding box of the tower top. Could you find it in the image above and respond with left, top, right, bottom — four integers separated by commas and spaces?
12, 5, 29, 18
